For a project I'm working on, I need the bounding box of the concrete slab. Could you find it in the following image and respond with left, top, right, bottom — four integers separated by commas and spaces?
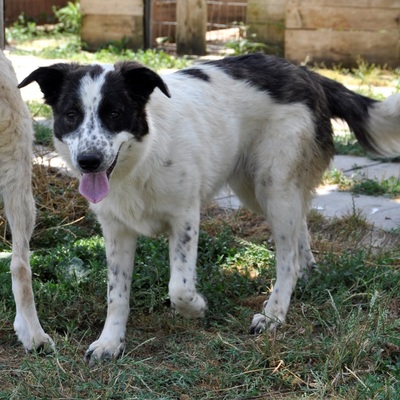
331, 155, 400, 181
313, 185, 400, 230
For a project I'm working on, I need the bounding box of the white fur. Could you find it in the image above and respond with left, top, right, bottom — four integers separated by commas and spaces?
367, 93, 400, 156
0, 50, 53, 352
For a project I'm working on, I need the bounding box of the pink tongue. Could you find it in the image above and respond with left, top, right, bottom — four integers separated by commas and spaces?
79, 172, 110, 204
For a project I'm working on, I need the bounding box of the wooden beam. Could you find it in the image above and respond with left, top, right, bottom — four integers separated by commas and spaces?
285, 30, 400, 67
81, 0, 143, 16
0, 0, 4, 49
176, 0, 207, 55
286, 4, 400, 30
287, 0, 400, 8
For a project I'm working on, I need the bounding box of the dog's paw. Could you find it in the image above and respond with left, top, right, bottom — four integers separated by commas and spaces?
14, 315, 54, 353
84, 338, 125, 366
299, 262, 319, 281
172, 292, 207, 319
249, 299, 285, 334
28, 334, 55, 354
249, 313, 281, 334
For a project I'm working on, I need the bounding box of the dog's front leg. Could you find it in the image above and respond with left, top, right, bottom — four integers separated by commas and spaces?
168, 214, 207, 319
85, 221, 137, 365
4, 187, 54, 352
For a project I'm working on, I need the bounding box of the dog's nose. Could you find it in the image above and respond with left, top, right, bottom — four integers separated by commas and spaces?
77, 153, 103, 172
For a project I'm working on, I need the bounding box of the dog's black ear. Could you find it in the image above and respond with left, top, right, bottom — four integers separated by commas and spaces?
18, 63, 76, 106
116, 61, 171, 99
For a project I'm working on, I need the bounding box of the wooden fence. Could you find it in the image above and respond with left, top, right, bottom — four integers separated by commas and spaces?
81, 0, 143, 50
285, 0, 400, 66
152, 0, 247, 45
5, 0, 68, 25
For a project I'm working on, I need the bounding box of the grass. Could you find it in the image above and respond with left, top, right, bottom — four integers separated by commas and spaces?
0, 204, 399, 399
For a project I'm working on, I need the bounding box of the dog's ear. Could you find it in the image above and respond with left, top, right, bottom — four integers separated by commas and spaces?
18, 63, 76, 106
116, 62, 171, 99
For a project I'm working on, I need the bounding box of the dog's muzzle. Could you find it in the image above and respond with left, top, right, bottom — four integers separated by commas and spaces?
77, 152, 119, 204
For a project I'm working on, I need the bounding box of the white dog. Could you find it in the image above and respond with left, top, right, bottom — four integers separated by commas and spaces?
0, 50, 53, 352
19, 53, 400, 364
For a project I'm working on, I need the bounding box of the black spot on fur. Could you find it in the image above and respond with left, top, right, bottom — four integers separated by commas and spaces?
180, 232, 191, 245
179, 68, 210, 82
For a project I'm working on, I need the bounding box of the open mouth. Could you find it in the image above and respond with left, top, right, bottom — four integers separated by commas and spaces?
79, 153, 119, 204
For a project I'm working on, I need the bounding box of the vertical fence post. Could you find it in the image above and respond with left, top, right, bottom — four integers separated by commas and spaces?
144, 0, 153, 49
176, 0, 207, 55
0, 0, 4, 49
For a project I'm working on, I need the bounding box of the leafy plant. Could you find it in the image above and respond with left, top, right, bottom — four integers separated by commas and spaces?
6, 14, 41, 42
225, 38, 269, 55
353, 176, 400, 197
53, 1, 82, 34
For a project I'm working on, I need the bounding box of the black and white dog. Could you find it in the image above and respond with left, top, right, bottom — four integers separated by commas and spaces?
19, 53, 400, 364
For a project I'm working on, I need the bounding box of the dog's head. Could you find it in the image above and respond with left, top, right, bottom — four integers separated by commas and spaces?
19, 62, 170, 203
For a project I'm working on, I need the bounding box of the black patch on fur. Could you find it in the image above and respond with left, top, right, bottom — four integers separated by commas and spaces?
19, 64, 105, 141
208, 54, 321, 108
19, 62, 170, 142
98, 71, 149, 140
178, 68, 210, 82
208, 53, 378, 156
207, 54, 335, 154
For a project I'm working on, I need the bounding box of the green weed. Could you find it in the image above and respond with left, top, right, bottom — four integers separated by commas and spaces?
53, 1, 81, 34
353, 177, 400, 198
33, 123, 53, 147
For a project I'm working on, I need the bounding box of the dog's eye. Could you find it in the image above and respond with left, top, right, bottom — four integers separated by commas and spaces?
66, 111, 77, 120
110, 111, 120, 119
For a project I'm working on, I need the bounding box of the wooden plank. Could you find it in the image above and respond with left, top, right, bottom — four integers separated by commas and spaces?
285, 30, 400, 66
81, 14, 143, 50
0, 0, 4, 49
247, 0, 286, 43
176, 0, 207, 55
286, 5, 400, 30
287, 0, 400, 8
81, 0, 143, 16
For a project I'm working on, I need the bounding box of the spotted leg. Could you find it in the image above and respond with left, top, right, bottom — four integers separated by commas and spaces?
168, 210, 207, 319
85, 219, 137, 365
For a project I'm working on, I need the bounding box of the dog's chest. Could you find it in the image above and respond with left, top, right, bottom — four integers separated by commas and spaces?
92, 177, 172, 237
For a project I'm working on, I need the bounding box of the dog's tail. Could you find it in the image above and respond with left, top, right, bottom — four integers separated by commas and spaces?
315, 72, 400, 157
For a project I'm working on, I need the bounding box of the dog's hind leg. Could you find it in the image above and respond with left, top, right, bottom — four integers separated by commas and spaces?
4, 186, 53, 352
249, 180, 306, 333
